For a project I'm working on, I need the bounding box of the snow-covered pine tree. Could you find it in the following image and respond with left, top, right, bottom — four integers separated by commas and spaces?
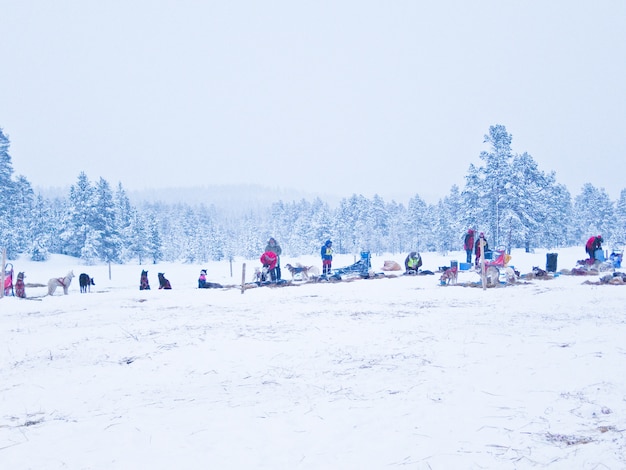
407, 193, 429, 252
574, 183, 615, 244
61, 172, 96, 257
114, 182, 134, 261
384, 200, 408, 255
614, 189, 626, 245
308, 197, 333, 256
443, 185, 465, 252
536, 183, 573, 249
474, 124, 516, 247
127, 209, 148, 264
0, 128, 19, 259
147, 213, 163, 264
92, 177, 122, 263
11, 176, 35, 255
29, 195, 53, 261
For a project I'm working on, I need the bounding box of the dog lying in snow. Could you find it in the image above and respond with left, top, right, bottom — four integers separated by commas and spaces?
284, 263, 319, 281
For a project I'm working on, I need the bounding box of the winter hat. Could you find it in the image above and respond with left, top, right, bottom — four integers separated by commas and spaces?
325, 240, 332, 246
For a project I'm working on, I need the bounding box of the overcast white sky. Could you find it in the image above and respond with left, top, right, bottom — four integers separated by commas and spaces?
1, 1, 624, 203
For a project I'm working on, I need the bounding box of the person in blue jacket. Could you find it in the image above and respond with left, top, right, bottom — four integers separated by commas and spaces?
321, 240, 333, 276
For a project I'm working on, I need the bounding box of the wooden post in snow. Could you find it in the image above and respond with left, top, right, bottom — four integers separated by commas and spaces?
480, 238, 486, 290
241, 263, 246, 294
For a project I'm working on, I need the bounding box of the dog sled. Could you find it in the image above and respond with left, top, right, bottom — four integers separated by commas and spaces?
325, 251, 377, 280
3, 263, 14, 296
481, 248, 513, 287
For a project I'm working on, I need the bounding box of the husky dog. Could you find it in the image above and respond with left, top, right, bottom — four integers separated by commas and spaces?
79, 273, 95, 293
439, 266, 458, 285
48, 271, 75, 295
140, 270, 150, 290
254, 266, 270, 283
284, 263, 320, 281
15, 272, 26, 298
158, 273, 172, 289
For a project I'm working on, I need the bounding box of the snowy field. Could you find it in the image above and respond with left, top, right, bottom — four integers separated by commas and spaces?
2, 247, 626, 469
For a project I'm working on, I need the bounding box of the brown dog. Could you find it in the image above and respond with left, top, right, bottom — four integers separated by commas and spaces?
439, 266, 458, 285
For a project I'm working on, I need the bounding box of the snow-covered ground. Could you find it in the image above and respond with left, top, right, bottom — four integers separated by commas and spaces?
2, 247, 626, 469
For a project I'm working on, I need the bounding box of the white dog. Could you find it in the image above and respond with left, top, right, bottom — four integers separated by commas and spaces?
48, 270, 75, 295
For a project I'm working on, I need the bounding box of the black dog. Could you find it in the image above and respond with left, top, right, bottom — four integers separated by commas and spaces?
140, 270, 150, 290
158, 273, 172, 289
79, 273, 95, 293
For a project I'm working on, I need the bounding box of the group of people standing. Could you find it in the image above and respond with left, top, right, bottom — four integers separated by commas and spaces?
463, 229, 489, 267
253, 231, 607, 284
258, 237, 334, 281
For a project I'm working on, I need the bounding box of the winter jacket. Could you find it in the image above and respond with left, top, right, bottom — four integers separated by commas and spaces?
463, 230, 475, 251
404, 252, 422, 271
260, 251, 278, 270
475, 236, 488, 258
321, 241, 333, 261
265, 238, 282, 258
586, 236, 602, 254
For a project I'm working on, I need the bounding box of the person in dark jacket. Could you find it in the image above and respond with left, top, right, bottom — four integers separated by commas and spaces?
474, 232, 488, 267
265, 237, 282, 280
585, 235, 603, 261
321, 240, 333, 276
463, 229, 475, 264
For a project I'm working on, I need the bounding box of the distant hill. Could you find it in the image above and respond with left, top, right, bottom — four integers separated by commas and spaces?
35, 183, 341, 213
34, 184, 416, 213
127, 184, 338, 208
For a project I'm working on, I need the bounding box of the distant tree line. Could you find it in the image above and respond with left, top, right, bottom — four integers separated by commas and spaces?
1, 125, 625, 264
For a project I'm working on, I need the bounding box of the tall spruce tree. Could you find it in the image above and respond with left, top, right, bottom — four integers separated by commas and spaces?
62, 172, 96, 257
0, 128, 18, 258
91, 177, 121, 263
574, 183, 615, 243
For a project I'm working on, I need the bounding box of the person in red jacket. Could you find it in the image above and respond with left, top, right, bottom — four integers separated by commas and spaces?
585, 235, 603, 261
260, 251, 278, 281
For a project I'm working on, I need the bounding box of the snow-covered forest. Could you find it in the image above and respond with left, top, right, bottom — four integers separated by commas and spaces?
1, 124, 625, 264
